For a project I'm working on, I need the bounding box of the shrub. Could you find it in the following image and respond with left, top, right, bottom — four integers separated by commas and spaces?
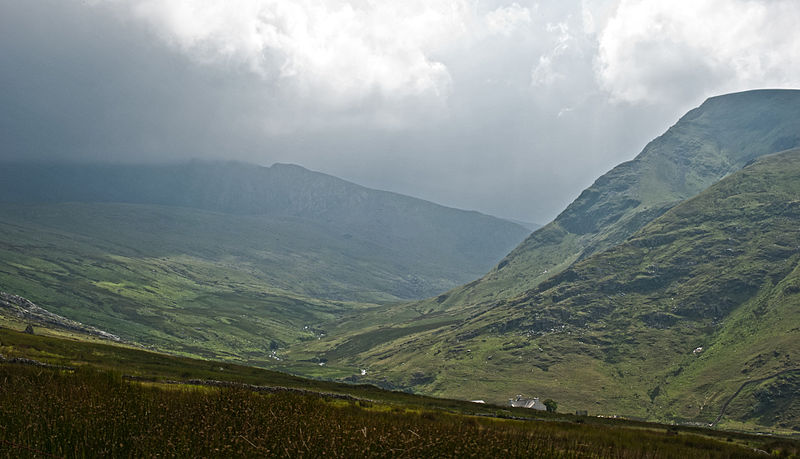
543, 398, 557, 413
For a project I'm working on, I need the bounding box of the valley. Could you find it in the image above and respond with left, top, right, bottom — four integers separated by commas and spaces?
0, 162, 527, 372
286, 90, 800, 433
3, 2, 800, 455
0, 90, 798, 440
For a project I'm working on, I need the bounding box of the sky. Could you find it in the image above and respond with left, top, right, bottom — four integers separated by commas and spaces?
1, 0, 799, 223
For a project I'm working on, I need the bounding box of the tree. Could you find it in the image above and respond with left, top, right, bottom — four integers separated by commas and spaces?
543, 399, 557, 413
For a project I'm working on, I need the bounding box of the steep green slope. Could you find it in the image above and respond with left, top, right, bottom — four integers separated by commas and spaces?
323, 149, 800, 432
0, 161, 528, 301
293, 89, 800, 396
421, 89, 800, 314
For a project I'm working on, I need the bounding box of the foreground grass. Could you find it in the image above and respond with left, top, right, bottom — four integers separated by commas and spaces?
0, 364, 785, 458
1, 326, 797, 457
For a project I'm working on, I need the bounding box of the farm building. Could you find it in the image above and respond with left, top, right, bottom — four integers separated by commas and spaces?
509, 395, 546, 411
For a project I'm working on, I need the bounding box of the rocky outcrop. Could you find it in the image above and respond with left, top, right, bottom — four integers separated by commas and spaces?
0, 292, 121, 342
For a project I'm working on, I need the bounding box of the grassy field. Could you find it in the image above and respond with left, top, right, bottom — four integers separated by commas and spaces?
1, 326, 796, 458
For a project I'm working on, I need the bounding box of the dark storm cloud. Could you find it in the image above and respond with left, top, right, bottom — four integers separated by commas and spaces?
0, 1, 275, 162
1, 0, 798, 223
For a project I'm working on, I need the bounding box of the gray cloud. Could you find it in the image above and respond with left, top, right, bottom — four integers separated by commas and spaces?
1, 0, 798, 224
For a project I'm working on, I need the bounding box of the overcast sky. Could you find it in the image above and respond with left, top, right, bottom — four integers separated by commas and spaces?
1, 0, 799, 223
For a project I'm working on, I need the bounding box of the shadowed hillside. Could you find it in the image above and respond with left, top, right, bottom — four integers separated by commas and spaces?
0, 161, 528, 301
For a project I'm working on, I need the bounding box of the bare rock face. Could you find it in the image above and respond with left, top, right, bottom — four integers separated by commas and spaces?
0, 292, 120, 342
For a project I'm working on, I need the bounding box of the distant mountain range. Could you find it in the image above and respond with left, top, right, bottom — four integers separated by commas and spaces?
0, 160, 529, 301
306, 90, 800, 432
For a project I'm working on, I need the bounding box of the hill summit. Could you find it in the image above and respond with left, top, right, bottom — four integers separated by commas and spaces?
419, 89, 800, 313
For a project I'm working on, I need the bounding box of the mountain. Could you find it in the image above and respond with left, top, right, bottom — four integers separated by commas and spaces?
299, 90, 800, 432
326, 148, 800, 431
0, 161, 528, 301
417, 89, 800, 314
0, 161, 527, 361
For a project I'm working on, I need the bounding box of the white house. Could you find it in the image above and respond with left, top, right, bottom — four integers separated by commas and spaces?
509, 395, 547, 411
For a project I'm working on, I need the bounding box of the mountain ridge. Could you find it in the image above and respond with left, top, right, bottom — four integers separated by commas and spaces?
330, 148, 800, 431
0, 160, 529, 301
291, 91, 800, 432
415, 89, 800, 314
